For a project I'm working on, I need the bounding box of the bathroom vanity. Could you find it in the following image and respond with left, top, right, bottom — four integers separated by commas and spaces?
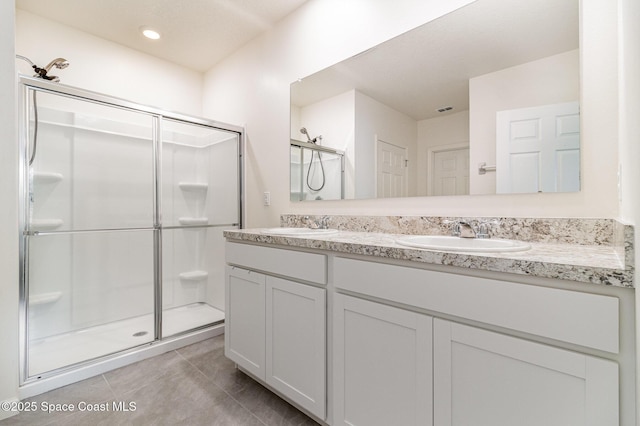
224, 216, 635, 426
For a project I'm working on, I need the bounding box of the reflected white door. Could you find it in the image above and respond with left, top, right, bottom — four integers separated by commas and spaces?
496, 102, 580, 194
431, 148, 469, 196
376, 138, 407, 198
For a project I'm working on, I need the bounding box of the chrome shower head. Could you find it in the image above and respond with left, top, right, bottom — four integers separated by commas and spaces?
44, 58, 70, 72
300, 127, 315, 143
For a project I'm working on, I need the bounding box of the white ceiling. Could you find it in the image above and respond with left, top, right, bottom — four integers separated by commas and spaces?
15, 0, 310, 72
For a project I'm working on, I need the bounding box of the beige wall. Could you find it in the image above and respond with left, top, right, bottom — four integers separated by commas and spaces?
15, 10, 204, 116
417, 110, 470, 197
617, 0, 640, 416
203, 0, 478, 227
354, 91, 417, 199
0, 0, 19, 419
203, 0, 621, 226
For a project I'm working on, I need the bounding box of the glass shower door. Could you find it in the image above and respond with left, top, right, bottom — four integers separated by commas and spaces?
24, 88, 157, 377
161, 119, 240, 337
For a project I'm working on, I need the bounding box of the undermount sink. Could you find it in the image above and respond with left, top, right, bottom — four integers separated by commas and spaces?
261, 227, 339, 236
395, 235, 531, 253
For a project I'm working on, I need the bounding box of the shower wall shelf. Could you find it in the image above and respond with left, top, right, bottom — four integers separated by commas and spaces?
178, 182, 208, 192
179, 270, 209, 281
178, 217, 209, 226
33, 172, 64, 184
30, 291, 63, 306
30, 219, 63, 231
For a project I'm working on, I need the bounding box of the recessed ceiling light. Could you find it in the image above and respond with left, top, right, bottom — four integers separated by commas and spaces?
140, 27, 161, 40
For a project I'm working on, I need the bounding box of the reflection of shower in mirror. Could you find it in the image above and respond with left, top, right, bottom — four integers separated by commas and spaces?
300, 127, 325, 192
300, 127, 322, 144
289, 138, 344, 202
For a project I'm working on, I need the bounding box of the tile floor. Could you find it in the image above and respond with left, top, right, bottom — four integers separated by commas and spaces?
1, 335, 320, 426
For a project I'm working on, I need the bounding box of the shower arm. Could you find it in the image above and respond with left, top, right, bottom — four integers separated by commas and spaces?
290, 139, 343, 156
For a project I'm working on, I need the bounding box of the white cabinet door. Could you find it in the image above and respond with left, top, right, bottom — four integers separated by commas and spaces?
225, 266, 266, 380
266, 276, 326, 419
333, 294, 433, 426
433, 319, 618, 426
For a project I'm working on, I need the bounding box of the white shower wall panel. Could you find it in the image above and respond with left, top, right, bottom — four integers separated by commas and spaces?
160, 121, 239, 318
28, 103, 156, 339
27, 235, 72, 340
162, 228, 207, 308
27, 112, 73, 340
164, 143, 209, 227
162, 134, 239, 227
71, 129, 153, 230
31, 99, 155, 232
70, 231, 154, 329
206, 138, 240, 224
161, 225, 235, 314
27, 231, 154, 340
30, 120, 72, 230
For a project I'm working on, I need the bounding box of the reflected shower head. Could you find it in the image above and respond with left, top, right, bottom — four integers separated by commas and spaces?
300, 127, 321, 144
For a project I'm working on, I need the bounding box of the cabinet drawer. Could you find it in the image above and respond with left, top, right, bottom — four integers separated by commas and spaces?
226, 242, 326, 284
334, 257, 619, 353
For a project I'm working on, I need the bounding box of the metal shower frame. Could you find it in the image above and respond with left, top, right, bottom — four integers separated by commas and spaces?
17, 75, 245, 385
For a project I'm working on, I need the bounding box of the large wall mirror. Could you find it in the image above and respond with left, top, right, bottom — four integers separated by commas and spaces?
290, 0, 579, 201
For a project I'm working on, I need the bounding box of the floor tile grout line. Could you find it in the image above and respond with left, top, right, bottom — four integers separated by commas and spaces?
175, 346, 269, 426
110, 349, 199, 399
101, 373, 118, 400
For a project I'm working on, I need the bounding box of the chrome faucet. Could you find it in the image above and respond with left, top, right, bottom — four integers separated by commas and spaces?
447, 219, 501, 239
316, 216, 330, 229
457, 221, 476, 238
303, 215, 329, 229
446, 220, 474, 238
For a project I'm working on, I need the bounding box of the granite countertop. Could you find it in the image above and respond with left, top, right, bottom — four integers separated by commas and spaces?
224, 216, 634, 288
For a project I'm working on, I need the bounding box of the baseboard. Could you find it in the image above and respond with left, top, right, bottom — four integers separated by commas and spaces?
0, 397, 20, 421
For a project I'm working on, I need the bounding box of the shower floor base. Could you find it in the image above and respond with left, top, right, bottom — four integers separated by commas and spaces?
28, 303, 224, 377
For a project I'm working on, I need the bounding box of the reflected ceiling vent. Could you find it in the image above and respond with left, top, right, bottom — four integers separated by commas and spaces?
436, 106, 454, 113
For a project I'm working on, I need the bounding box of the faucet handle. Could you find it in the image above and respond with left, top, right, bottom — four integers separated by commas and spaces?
443, 219, 461, 237
476, 219, 501, 239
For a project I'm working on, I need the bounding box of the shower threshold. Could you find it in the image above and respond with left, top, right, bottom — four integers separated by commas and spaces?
28, 303, 224, 377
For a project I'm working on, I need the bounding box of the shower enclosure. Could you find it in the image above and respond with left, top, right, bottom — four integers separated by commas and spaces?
18, 76, 243, 383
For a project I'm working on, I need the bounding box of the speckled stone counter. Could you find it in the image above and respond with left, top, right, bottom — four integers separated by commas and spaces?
224, 216, 634, 288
